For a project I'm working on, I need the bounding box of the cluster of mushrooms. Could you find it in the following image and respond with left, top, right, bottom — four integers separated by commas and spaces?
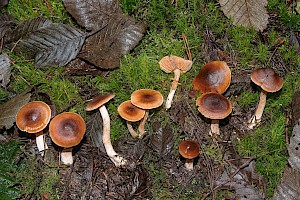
160, 59, 284, 171
15, 59, 283, 170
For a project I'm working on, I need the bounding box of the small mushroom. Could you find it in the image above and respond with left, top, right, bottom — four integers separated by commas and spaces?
131, 89, 163, 138
192, 61, 231, 94
86, 94, 127, 167
196, 92, 232, 136
179, 140, 200, 170
159, 55, 192, 110
248, 68, 283, 129
118, 100, 146, 138
49, 112, 86, 165
16, 101, 51, 156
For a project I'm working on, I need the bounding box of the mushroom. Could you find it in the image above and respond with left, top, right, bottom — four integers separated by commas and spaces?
49, 112, 86, 165
86, 94, 127, 167
248, 68, 283, 129
159, 55, 192, 110
16, 101, 51, 156
179, 140, 200, 170
192, 61, 231, 94
196, 92, 232, 136
131, 89, 164, 138
118, 100, 146, 138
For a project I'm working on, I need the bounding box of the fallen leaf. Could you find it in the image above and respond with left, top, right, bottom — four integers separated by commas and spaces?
62, 0, 122, 32
65, 58, 109, 76
288, 124, 300, 171
85, 112, 106, 153
292, 90, 300, 125
0, 53, 11, 87
272, 166, 300, 200
215, 159, 266, 199
0, 92, 31, 129
218, 0, 269, 31
150, 121, 174, 159
114, 135, 145, 161
0, 13, 15, 41
78, 14, 147, 69
6, 18, 86, 67
289, 31, 300, 55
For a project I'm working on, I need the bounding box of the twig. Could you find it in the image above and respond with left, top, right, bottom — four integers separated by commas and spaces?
182, 33, 192, 61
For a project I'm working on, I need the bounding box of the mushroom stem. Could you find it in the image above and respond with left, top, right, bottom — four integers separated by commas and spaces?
126, 121, 138, 138
209, 119, 220, 136
138, 110, 149, 138
185, 158, 194, 170
248, 90, 267, 129
99, 105, 127, 167
166, 69, 181, 110
60, 148, 73, 165
35, 131, 48, 156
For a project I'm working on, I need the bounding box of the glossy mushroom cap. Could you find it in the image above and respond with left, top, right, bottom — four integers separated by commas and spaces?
49, 112, 86, 148
196, 92, 232, 119
118, 100, 146, 122
86, 94, 115, 111
179, 140, 200, 159
131, 89, 164, 110
192, 61, 231, 94
16, 101, 51, 133
251, 68, 283, 93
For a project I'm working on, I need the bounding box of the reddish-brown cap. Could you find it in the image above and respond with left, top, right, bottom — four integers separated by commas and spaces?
196, 92, 232, 119
16, 101, 51, 133
179, 140, 200, 159
192, 61, 231, 94
131, 89, 163, 109
159, 56, 176, 73
86, 94, 115, 111
118, 100, 146, 122
49, 112, 86, 148
251, 68, 283, 92
170, 55, 193, 73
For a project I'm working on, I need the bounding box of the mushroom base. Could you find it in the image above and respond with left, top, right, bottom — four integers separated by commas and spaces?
209, 119, 220, 136
185, 158, 194, 170
35, 131, 48, 156
61, 148, 73, 165
248, 90, 267, 129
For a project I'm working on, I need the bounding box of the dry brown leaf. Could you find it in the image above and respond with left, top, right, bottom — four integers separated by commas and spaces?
218, 0, 269, 31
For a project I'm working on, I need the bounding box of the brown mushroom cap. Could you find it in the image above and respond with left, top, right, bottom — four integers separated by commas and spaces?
159, 56, 176, 73
251, 68, 283, 93
16, 101, 51, 133
179, 140, 200, 159
170, 55, 193, 73
196, 92, 232, 119
192, 61, 231, 94
86, 94, 115, 111
131, 89, 163, 109
49, 112, 86, 148
118, 100, 146, 122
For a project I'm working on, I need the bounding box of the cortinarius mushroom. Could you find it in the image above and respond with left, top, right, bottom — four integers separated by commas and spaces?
16, 101, 51, 156
159, 55, 192, 110
179, 140, 200, 170
248, 68, 283, 129
118, 100, 146, 138
86, 94, 127, 167
49, 112, 86, 165
131, 89, 163, 138
192, 61, 231, 94
196, 92, 232, 136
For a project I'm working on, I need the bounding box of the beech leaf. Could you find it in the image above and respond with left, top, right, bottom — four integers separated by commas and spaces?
78, 15, 147, 69
62, 0, 122, 31
288, 124, 300, 171
0, 13, 15, 41
0, 53, 10, 87
218, 0, 269, 31
9, 18, 85, 67
0, 92, 31, 129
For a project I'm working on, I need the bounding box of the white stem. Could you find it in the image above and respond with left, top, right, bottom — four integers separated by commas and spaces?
209, 119, 220, 136
99, 106, 127, 167
126, 121, 138, 138
35, 131, 48, 156
248, 90, 267, 129
166, 69, 181, 110
61, 148, 73, 165
138, 110, 149, 138
185, 158, 194, 170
